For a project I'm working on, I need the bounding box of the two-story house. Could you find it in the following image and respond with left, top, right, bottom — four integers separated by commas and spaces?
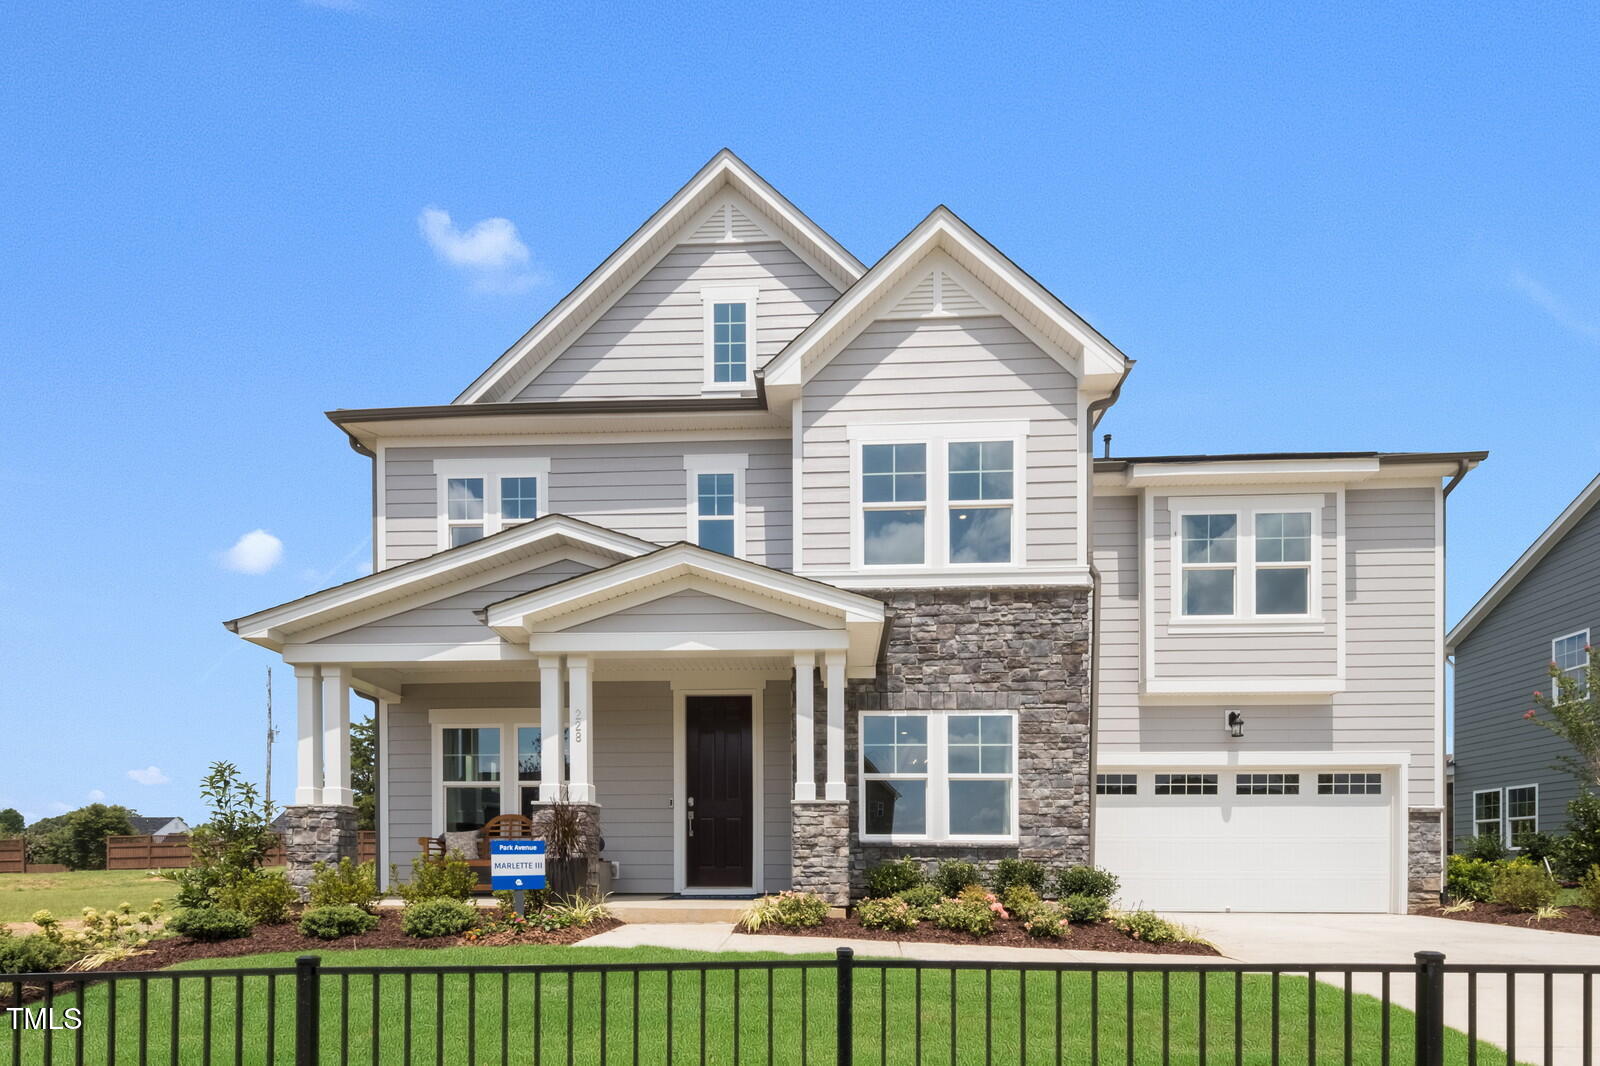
1447, 473, 1600, 849
226, 150, 1481, 913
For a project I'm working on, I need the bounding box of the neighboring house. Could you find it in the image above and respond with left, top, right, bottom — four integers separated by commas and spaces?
127, 816, 190, 839
226, 150, 1482, 913
1447, 472, 1600, 848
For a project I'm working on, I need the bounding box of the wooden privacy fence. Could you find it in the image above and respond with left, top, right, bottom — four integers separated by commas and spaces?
104, 832, 377, 870
0, 837, 22, 873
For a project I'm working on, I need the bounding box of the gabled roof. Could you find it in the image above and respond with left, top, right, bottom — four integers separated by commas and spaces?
760, 206, 1130, 398
224, 515, 657, 651
1447, 471, 1600, 652
455, 149, 866, 405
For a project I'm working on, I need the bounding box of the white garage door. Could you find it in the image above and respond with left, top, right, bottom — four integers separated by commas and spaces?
1094, 769, 1394, 913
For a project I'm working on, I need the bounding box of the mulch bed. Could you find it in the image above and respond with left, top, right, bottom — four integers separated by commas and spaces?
749, 915, 1219, 955
1426, 902, 1600, 937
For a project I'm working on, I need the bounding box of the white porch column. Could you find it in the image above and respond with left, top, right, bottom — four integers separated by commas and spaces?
823, 651, 847, 801
321, 665, 354, 806
566, 655, 595, 804
293, 665, 323, 805
793, 652, 817, 802
538, 655, 566, 803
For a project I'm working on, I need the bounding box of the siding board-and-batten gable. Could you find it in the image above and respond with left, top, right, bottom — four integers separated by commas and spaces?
1452, 495, 1600, 836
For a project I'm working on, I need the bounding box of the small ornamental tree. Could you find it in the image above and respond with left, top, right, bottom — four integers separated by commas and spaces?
1527, 648, 1600, 787
0, 808, 23, 837
167, 763, 277, 908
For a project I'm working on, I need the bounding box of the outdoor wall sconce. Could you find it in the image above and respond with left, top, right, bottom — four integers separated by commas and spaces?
1225, 710, 1245, 738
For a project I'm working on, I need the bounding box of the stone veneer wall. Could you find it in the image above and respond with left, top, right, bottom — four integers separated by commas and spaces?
1407, 807, 1444, 910
789, 587, 1093, 900
280, 804, 360, 896
790, 802, 851, 903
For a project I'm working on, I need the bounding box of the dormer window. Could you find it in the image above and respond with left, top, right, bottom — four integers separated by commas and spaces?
435, 458, 550, 551
702, 286, 758, 390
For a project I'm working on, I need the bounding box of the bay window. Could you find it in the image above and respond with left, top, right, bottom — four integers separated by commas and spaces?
860, 711, 1017, 840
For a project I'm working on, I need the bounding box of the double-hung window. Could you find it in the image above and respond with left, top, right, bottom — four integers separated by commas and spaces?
702, 286, 757, 389
684, 455, 746, 557
947, 441, 1014, 564
1553, 631, 1590, 697
1506, 785, 1538, 843
1174, 497, 1319, 619
860, 712, 1016, 840
435, 459, 549, 550
861, 443, 928, 565
1472, 789, 1502, 842
440, 727, 501, 831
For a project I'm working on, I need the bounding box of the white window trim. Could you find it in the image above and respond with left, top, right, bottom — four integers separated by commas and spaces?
1506, 783, 1539, 846
857, 709, 1019, 844
701, 285, 759, 391
429, 708, 555, 833
684, 453, 748, 557
1552, 629, 1590, 698
1169, 494, 1323, 622
847, 421, 1028, 572
434, 458, 551, 551
1471, 787, 1504, 844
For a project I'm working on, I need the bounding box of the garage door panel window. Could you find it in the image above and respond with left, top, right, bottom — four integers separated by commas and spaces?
1507, 786, 1538, 843
1154, 773, 1217, 796
1236, 773, 1300, 795
860, 712, 1016, 841
1318, 772, 1381, 795
1096, 773, 1137, 795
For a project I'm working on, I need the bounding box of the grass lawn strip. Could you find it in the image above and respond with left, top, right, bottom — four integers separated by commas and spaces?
0, 869, 178, 925
7, 945, 1516, 1065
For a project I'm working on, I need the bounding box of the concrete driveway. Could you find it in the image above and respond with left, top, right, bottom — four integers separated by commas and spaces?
1176, 912, 1600, 1064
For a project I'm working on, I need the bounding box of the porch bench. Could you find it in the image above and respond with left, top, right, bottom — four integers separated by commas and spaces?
416, 813, 537, 892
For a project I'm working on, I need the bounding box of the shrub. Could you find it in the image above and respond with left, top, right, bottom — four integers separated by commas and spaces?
1555, 793, 1600, 879
308, 858, 379, 911
167, 907, 254, 942
1579, 865, 1600, 916
1492, 860, 1559, 913
392, 852, 476, 903
1458, 833, 1507, 862
956, 884, 992, 905
1053, 865, 1119, 901
402, 898, 479, 939
1062, 893, 1110, 924
29, 901, 164, 971
934, 860, 980, 897
545, 895, 612, 928
1111, 910, 1186, 943
894, 884, 944, 918
0, 929, 78, 974
1511, 831, 1561, 867
740, 891, 829, 931
1000, 885, 1043, 920
1445, 855, 1498, 903
1022, 902, 1070, 939
165, 763, 277, 908
864, 859, 924, 898
993, 859, 1046, 895
299, 904, 379, 940
216, 869, 297, 926
857, 896, 918, 932
928, 898, 995, 937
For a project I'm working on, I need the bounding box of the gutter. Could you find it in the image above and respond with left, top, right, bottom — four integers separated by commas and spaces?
1084, 359, 1135, 430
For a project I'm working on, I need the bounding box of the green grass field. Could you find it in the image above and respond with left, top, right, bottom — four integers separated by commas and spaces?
5, 944, 1515, 1065
0, 869, 176, 924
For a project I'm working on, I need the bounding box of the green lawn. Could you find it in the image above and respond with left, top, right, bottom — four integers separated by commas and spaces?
6, 944, 1516, 1065
0, 869, 176, 924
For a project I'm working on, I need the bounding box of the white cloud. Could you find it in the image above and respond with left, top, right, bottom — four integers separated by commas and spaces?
86, 789, 106, 803
127, 766, 170, 787
221, 529, 284, 574
418, 207, 545, 293
1511, 272, 1600, 343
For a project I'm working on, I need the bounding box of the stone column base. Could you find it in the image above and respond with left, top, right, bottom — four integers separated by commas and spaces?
523, 802, 603, 896
1408, 806, 1444, 910
279, 804, 359, 897
791, 801, 850, 905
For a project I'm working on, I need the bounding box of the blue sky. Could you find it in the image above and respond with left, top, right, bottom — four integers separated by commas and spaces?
2, 2, 1596, 823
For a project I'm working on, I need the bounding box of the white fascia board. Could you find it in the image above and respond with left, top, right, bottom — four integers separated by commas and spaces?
1120, 458, 1381, 488
798, 566, 1094, 590
527, 572, 841, 634
283, 642, 536, 664
1447, 471, 1600, 650
227, 516, 655, 647
1095, 751, 1411, 770
528, 631, 851, 654
1141, 677, 1347, 697
456, 151, 863, 405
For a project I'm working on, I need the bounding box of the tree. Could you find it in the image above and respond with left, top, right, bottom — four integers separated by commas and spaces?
169, 762, 277, 908
351, 713, 376, 832
60, 804, 136, 869
0, 808, 23, 837
1527, 651, 1600, 787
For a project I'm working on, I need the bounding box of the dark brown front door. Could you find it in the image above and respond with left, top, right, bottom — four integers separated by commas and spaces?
685, 695, 753, 888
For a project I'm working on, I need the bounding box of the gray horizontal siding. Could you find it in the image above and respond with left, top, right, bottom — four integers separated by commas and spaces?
594, 683, 675, 893
1453, 497, 1600, 839
564, 589, 822, 633
513, 241, 837, 401
383, 438, 791, 569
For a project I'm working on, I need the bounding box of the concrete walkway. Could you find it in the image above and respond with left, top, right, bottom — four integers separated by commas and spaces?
580, 912, 1600, 1064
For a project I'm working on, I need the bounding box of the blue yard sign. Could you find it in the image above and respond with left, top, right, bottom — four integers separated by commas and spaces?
489, 839, 547, 891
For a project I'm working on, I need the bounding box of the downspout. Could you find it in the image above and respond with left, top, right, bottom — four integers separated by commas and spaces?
1437, 457, 1470, 899
1085, 359, 1135, 430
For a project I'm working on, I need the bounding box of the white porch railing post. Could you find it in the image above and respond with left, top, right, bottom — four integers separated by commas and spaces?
824, 651, 847, 802
293, 665, 323, 805
321, 665, 353, 806
538, 655, 565, 803
567, 655, 595, 804
793, 652, 817, 802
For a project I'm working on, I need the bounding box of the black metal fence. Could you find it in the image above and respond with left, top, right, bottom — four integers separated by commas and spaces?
5, 949, 1597, 1065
